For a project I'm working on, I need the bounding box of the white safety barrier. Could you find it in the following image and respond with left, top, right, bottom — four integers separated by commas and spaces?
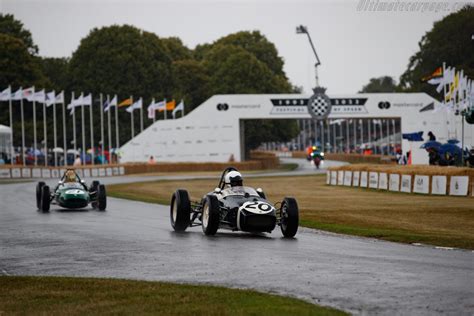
360, 171, 368, 187
0, 165, 128, 180
431, 176, 447, 195
369, 172, 379, 189
389, 174, 400, 192
353, 171, 360, 186
327, 169, 472, 197
378, 173, 388, 190
344, 171, 352, 186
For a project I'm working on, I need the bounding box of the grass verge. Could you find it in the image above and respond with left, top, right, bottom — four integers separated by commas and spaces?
0, 276, 345, 315
108, 174, 474, 249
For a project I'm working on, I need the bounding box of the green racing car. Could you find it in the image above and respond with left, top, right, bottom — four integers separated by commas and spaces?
36, 169, 107, 212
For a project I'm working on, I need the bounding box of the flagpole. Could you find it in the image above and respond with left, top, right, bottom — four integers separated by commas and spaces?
182, 99, 185, 117
33, 86, 37, 166
53, 91, 58, 167
72, 91, 77, 156
140, 97, 143, 133
100, 93, 104, 165
81, 92, 86, 165
164, 98, 167, 120
8, 85, 13, 165
90, 93, 95, 165
62, 91, 67, 166
43, 92, 48, 167
107, 95, 112, 164
152, 98, 156, 123
114, 94, 119, 154
20, 88, 25, 166
130, 95, 134, 138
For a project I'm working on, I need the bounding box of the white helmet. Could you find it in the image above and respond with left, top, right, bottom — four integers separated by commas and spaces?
225, 171, 243, 186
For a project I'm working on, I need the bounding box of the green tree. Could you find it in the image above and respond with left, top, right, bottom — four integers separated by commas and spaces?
161, 37, 192, 61
399, 7, 474, 98
69, 25, 172, 98
40, 57, 70, 91
359, 76, 398, 93
171, 59, 210, 111
0, 34, 46, 88
0, 13, 38, 54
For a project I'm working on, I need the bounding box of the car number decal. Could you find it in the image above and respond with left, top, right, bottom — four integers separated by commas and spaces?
240, 201, 274, 214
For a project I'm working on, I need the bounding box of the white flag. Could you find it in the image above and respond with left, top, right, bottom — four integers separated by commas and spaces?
126, 98, 142, 113
55, 91, 64, 104
110, 95, 117, 106
12, 88, 23, 100
172, 99, 184, 118
46, 91, 56, 106
436, 66, 454, 93
147, 100, 165, 119
31, 89, 46, 103
0, 87, 11, 101
82, 93, 92, 106
67, 94, 83, 110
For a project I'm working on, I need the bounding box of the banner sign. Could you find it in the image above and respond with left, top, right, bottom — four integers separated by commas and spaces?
353, 171, 360, 186
119, 166, 125, 175
337, 170, 344, 185
0, 168, 11, 178
378, 173, 388, 190
41, 169, 51, 178
389, 174, 400, 191
83, 168, 91, 178
360, 171, 368, 187
11, 168, 21, 178
32, 168, 41, 178
449, 176, 469, 196
344, 171, 352, 186
369, 172, 379, 189
413, 175, 429, 194
326, 171, 331, 184
331, 171, 337, 185
431, 176, 447, 195
400, 175, 412, 193
91, 169, 99, 177
51, 169, 59, 179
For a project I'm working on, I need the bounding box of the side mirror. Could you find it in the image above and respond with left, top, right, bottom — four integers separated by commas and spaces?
214, 187, 222, 194
256, 188, 263, 193
58, 180, 63, 184
80, 180, 85, 184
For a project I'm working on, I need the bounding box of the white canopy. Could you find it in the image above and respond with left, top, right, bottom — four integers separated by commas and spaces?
0, 124, 12, 135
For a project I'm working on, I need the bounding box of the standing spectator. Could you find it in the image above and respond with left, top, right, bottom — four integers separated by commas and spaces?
428, 131, 436, 141
73, 155, 82, 166
148, 155, 156, 164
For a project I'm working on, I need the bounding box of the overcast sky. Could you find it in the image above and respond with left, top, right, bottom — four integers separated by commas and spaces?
1, 0, 463, 94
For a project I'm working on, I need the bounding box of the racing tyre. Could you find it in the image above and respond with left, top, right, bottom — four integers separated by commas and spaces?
90, 180, 100, 208
202, 195, 220, 236
280, 197, 299, 238
40, 185, 50, 212
36, 181, 45, 209
97, 184, 107, 211
170, 189, 191, 231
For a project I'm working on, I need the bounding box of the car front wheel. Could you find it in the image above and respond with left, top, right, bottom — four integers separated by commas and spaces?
201, 195, 220, 236
170, 189, 191, 231
280, 197, 299, 238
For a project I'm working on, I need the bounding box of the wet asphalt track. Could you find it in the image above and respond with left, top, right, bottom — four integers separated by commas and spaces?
0, 159, 473, 315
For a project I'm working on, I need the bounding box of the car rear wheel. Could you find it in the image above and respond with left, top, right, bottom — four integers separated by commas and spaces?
202, 195, 220, 236
90, 180, 100, 208
40, 185, 50, 212
97, 184, 107, 211
280, 197, 299, 238
36, 181, 45, 210
170, 189, 191, 231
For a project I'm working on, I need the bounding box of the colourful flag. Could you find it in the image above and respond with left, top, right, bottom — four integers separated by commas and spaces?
159, 100, 175, 112
421, 67, 443, 82
22, 87, 34, 100
118, 98, 133, 107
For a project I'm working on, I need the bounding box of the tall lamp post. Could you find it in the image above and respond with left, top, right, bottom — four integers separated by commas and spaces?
296, 25, 322, 88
